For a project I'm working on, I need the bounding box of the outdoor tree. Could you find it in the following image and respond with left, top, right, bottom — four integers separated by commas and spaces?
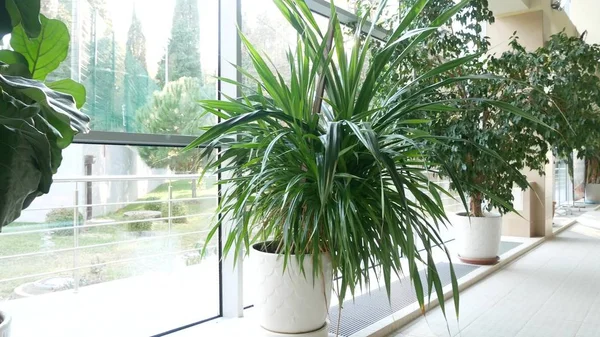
124, 8, 152, 132
136, 76, 214, 173
156, 0, 202, 87
139, 0, 212, 195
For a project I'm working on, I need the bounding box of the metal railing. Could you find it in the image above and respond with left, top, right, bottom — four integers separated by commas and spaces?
0, 174, 218, 296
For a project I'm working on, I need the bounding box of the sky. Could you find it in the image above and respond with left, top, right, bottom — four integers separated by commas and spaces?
102, 0, 294, 79
105, 0, 220, 78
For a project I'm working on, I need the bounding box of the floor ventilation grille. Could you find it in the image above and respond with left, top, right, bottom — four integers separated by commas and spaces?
328, 241, 522, 336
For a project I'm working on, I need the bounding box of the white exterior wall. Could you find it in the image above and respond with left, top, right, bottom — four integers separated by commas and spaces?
17, 145, 168, 223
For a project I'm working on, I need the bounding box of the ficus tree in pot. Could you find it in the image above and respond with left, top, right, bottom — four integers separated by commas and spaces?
496, 33, 600, 203
0, 0, 89, 334
186, 0, 545, 334
375, 0, 556, 264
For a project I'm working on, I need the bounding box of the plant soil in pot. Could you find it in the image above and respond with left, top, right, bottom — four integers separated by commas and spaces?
453, 212, 502, 265
251, 242, 332, 337
0, 310, 11, 337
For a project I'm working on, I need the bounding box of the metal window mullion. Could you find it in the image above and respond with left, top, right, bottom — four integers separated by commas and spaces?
219, 0, 244, 319
74, 131, 199, 148
305, 0, 390, 41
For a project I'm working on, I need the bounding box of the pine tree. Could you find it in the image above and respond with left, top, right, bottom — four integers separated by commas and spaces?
123, 7, 151, 132
137, 77, 215, 173
156, 0, 202, 87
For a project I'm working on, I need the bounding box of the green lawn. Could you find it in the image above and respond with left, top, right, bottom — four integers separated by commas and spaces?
0, 180, 219, 300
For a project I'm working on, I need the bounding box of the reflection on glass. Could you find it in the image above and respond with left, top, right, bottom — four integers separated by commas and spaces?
0, 143, 219, 335
40, 0, 218, 134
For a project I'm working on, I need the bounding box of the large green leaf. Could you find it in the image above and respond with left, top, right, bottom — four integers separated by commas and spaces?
6, 0, 41, 37
47, 79, 87, 109
0, 0, 11, 38
0, 74, 90, 148
32, 113, 64, 174
0, 120, 48, 228
0, 50, 31, 78
0, 50, 28, 66
1, 0, 41, 38
11, 15, 69, 80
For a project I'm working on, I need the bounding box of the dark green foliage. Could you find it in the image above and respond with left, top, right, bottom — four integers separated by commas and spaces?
156, 0, 202, 87
2, 0, 42, 38
136, 77, 215, 173
0, 0, 11, 37
0, 1, 89, 230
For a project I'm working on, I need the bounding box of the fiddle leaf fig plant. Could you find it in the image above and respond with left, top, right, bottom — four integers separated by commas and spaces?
0, 0, 42, 38
0, 0, 90, 230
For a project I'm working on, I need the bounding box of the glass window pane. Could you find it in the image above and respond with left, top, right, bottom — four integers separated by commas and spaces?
0, 144, 219, 336
241, 0, 297, 91
39, 0, 218, 135
240, 0, 329, 93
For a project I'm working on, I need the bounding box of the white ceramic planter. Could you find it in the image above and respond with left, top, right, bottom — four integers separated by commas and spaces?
252, 242, 332, 336
453, 212, 502, 265
0, 310, 11, 337
586, 184, 600, 204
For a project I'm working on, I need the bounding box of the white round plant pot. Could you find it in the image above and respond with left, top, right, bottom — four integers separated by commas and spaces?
252, 242, 333, 337
585, 184, 600, 204
453, 212, 502, 265
0, 310, 11, 337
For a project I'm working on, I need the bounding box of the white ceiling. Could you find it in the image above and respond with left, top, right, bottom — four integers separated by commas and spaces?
488, 0, 532, 16
568, 0, 600, 44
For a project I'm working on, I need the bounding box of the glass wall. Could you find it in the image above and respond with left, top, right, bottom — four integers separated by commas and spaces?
1, 0, 221, 335
40, 0, 218, 134
0, 0, 443, 334
0, 144, 219, 336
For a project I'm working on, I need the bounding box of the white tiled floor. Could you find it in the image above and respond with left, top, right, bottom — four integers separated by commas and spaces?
391, 212, 600, 337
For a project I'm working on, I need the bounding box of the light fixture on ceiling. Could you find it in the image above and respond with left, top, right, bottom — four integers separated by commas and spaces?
551, 0, 564, 11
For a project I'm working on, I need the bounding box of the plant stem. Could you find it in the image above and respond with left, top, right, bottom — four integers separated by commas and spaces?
586, 156, 600, 184
470, 193, 484, 217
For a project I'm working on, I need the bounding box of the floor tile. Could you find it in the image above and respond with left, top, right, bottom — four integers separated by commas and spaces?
389, 221, 600, 337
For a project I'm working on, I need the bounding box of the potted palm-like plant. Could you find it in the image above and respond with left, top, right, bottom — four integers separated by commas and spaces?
187, 0, 532, 334
0, 1, 89, 335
